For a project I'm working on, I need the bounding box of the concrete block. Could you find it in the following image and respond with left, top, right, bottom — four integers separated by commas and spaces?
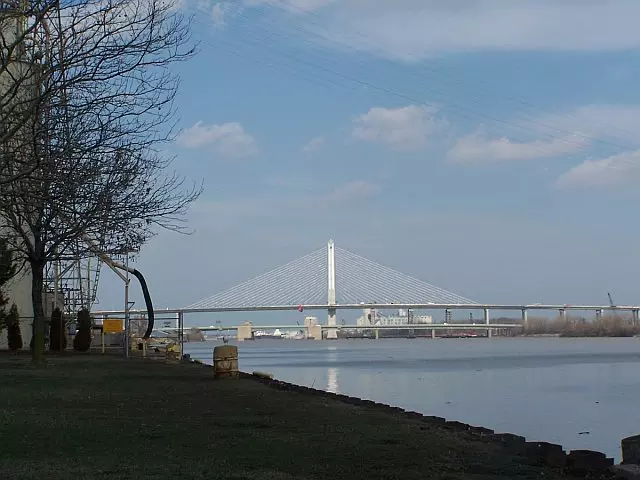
469, 426, 495, 437
404, 411, 423, 419
445, 421, 471, 432
524, 442, 567, 468
495, 433, 526, 444
307, 324, 322, 340
422, 416, 446, 425
237, 322, 253, 341
613, 464, 640, 479
567, 450, 613, 474
491, 433, 527, 453
623, 435, 640, 464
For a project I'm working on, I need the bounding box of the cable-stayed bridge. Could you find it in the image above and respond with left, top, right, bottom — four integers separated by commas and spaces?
185, 239, 477, 309
181, 239, 480, 339
95, 239, 640, 341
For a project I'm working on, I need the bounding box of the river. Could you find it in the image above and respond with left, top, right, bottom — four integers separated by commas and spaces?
184, 337, 640, 461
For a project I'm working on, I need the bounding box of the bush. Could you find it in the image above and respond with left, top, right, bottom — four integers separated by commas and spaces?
0, 237, 16, 335
72, 308, 92, 352
6, 304, 22, 351
49, 307, 67, 351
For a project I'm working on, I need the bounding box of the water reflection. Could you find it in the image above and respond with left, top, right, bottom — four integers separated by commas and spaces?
327, 367, 339, 393
327, 346, 339, 393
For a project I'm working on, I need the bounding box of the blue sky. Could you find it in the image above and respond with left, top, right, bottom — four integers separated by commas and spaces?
97, 0, 640, 323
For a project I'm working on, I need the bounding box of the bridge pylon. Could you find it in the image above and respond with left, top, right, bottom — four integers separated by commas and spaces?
327, 239, 337, 339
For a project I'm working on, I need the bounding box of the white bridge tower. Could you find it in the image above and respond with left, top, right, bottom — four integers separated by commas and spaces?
327, 239, 338, 339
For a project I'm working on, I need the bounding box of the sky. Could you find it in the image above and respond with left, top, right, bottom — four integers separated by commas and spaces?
96, 0, 640, 325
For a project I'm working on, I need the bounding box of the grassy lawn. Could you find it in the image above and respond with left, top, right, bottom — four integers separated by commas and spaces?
0, 354, 578, 479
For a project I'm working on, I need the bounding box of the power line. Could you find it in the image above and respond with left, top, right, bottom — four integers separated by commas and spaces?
181, 3, 637, 160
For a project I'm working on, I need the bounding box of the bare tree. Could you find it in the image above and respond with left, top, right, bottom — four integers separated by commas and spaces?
0, 0, 201, 363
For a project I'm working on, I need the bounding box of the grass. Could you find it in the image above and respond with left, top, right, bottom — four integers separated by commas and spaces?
0, 354, 579, 480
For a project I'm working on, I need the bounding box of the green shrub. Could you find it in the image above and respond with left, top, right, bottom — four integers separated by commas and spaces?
73, 308, 92, 352
0, 237, 16, 334
49, 307, 67, 351
6, 304, 22, 351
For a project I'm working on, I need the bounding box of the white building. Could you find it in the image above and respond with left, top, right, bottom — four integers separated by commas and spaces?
357, 308, 433, 327
0, 5, 38, 348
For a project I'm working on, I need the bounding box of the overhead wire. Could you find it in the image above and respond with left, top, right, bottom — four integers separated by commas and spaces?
179, 4, 637, 163
258, 0, 640, 147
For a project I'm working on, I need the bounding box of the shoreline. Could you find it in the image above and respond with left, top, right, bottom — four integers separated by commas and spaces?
189, 357, 619, 478
185, 336, 640, 461
0, 353, 625, 479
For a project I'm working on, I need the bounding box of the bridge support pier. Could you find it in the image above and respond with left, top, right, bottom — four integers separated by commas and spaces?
596, 309, 602, 322
559, 308, 566, 322
237, 322, 253, 341
633, 309, 639, 326
484, 308, 491, 338
431, 329, 436, 339
521, 308, 528, 332
308, 324, 322, 340
327, 308, 338, 339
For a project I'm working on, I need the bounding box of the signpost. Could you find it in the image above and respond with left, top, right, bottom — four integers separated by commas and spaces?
102, 318, 124, 333
101, 319, 124, 354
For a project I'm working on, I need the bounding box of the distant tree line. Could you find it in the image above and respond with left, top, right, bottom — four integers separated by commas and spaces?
433, 314, 640, 337
522, 315, 640, 337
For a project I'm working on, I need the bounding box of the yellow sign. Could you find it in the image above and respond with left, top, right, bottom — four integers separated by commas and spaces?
103, 319, 124, 333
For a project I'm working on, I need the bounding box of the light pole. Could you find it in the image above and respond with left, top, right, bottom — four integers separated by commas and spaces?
124, 252, 130, 357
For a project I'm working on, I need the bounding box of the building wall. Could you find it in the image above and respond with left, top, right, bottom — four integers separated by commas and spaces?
0, 263, 70, 349
357, 309, 433, 326
0, 9, 37, 349
0, 259, 33, 349
4, 266, 33, 320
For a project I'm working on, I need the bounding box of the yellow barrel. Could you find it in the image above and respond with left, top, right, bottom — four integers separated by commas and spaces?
213, 345, 239, 379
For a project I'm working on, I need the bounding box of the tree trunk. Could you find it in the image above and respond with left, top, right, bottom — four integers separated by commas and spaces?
30, 259, 45, 364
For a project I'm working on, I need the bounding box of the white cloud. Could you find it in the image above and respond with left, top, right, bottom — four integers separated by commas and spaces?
176, 121, 258, 159
538, 105, 640, 147
448, 132, 589, 164
302, 136, 325, 153
555, 150, 640, 189
197, 0, 246, 27
209, 3, 226, 26
241, 0, 640, 60
445, 103, 640, 165
352, 105, 441, 151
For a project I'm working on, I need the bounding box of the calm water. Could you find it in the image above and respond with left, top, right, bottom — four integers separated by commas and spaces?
184, 337, 640, 461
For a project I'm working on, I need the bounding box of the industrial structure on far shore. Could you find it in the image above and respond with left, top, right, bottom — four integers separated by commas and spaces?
357, 308, 432, 327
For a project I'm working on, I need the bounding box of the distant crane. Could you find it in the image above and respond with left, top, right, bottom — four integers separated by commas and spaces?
608, 292, 616, 308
